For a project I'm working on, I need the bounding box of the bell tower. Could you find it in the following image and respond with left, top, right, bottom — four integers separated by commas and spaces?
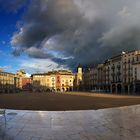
77, 64, 82, 74
77, 64, 83, 85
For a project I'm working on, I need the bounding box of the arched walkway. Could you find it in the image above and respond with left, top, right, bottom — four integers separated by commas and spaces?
105, 86, 110, 93
69, 87, 72, 91
130, 85, 133, 93
57, 88, 60, 92
124, 86, 128, 94
117, 84, 122, 93
112, 84, 116, 93
62, 88, 65, 92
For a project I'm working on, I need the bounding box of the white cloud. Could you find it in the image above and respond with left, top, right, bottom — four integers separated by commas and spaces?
0, 66, 12, 71
26, 73, 31, 77
19, 58, 65, 74
119, 6, 130, 17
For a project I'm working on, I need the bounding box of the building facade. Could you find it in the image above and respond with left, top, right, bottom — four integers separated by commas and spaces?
133, 62, 140, 93
122, 51, 140, 93
16, 69, 26, 89
0, 70, 20, 93
82, 68, 91, 90
22, 78, 32, 91
109, 54, 122, 93
81, 50, 140, 94
32, 70, 74, 92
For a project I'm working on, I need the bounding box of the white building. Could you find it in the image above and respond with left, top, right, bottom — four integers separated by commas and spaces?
81, 50, 140, 94
133, 62, 140, 93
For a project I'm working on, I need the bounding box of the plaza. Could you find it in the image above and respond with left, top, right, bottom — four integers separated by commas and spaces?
0, 92, 140, 139
0, 92, 140, 111
0, 104, 140, 140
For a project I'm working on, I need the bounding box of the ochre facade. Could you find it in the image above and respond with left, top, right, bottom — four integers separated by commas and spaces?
32, 70, 74, 92
0, 71, 20, 93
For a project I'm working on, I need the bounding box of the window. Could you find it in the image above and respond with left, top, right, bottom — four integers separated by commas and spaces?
132, 57, 134, 62
137, 56, 139, 61
135, 68, 137, 75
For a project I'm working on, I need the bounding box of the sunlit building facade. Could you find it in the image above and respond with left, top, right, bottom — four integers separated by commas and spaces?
74, 64, 83, 90
16, 69, 26, 89
32, 70, 74, 92
0, 70, 20, 93
22, 77, 32, 91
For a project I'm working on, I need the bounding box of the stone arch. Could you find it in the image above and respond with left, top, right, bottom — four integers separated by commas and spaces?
5, 89, 8, 93
57, 88, 60, 91
112, 84, 116, 93
10, 90, 13, 93
124, 86, 128, 94
130, 85, 133, 93
117, 84, 122, 93
62, 88, 65, 92
69, 87, 72, 91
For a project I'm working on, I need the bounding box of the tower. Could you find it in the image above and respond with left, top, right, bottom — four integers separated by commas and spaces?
77, 64, 82, 74
76, 64, 83, 85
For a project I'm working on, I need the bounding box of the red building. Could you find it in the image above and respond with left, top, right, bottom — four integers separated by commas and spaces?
22, 78, 32, 91
56, 74, 61, 91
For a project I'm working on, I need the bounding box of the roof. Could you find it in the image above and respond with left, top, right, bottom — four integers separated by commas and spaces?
110, 54, 122, 60
31, 70, 73, 76
132, 62, 140, 65
0, 71, 15, 75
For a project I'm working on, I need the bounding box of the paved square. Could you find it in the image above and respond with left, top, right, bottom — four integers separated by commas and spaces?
0, 105, 140, 140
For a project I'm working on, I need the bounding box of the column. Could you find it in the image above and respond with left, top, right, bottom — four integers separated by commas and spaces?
115, 84, 118, 94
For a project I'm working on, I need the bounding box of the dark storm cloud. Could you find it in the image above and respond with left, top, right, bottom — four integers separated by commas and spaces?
11, 0, 140, 69
26, 47, 53, 59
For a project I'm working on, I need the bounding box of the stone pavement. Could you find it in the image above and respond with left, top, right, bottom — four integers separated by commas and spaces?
0, 105, 140, 140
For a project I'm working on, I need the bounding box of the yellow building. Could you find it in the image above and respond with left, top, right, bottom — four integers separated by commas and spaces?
0, 70, 20, 93
32, 70, 74, 92
16, 69, 26, 89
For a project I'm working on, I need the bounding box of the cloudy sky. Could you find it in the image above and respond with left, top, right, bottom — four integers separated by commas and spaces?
0, 0, 140, 73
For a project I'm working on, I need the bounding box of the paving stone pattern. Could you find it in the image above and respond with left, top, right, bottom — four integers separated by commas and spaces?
0, 105, 140, 140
